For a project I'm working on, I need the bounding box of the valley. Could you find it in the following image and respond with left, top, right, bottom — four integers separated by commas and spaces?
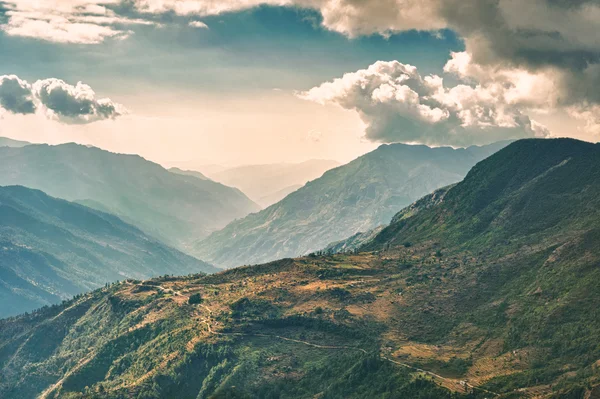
2, 139, 599, 398
0, 143, 259, 250
193, 141, 509, 268
0, 185, 216, 317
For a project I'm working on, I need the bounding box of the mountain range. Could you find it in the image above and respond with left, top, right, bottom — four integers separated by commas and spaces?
168, 167, 211, 181
0, 137, 31, 148
203, 159, 340, 207
1, 139, 598, 398
193, 141, 509, 268
0, 185, 216, 318
0, 143, 260, 250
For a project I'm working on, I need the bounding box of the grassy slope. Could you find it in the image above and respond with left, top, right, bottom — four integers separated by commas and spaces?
0, 258, 486, 399
2, 242, 597, 398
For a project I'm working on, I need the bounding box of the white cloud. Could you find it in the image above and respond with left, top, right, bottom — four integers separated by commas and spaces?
568, 105, 600, 137
442, 51, 600, 136
444, 52, 562, 109
3, 15, 128, 44
1, 1, 153, 44
133, 0, 289, 16
299, 60, 547, 146
188, 20, 209, 29
0, 75, 126, 124
2, 0, 599, 138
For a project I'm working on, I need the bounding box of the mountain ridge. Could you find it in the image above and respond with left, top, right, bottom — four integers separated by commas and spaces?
193, 141, 510, 268
0, 143, 260, 250
0, 185, 216, 318
0, 136, 31, 148
168, 167, 211, 181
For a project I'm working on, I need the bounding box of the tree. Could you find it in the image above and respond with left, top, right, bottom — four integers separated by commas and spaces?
188, 293, 203, 305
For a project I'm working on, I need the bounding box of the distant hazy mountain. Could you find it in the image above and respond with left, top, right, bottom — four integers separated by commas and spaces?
0, 137, 30, 148
169, 167, 211, 181
256, 183, 303, 207
205, 160, 340, 207
0, 144, 260, 250
185, 163, 228, 176
0, 185, 216, 318
194, 142, 509, 268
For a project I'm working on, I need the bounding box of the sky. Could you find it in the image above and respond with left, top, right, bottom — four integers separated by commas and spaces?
0, 0, 599, 167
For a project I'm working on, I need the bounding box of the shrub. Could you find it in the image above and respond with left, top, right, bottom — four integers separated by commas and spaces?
188, 293, 203, 305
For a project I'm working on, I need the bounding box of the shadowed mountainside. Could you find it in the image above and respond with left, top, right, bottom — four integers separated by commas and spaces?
0, 143, 260, 250
0, 185, 217, 318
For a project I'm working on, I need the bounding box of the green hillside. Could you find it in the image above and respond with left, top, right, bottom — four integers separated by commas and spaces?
0, 185, 216, 318
357, 138, 600, 396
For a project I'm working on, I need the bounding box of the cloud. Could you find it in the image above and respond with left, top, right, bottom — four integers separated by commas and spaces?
2, 0, 599, 135
129, 0, 600, 136
188, 20, 209, 29
0, 76, 36, 115
33, 79, 126, 123
0, 75, 125, 124
568, 105, 600, 137
299, 60, 548, 146
132, 0, 286, 16
0, 1, 154, 44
